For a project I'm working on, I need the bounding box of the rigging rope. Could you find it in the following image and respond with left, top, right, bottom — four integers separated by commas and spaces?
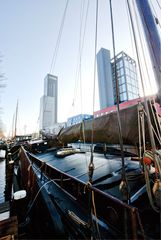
39, 0, 69, 135
71, 0, 90, 172
78, 0, 85, 116
25, 178, 54, 217
109, 0, 130, 203
137, 103, 144, 171
156, 0, 161, 10
125, 1, 136, 71
132, 0, 158, 93
72, 0, 89, 112
150, 0, 161, 28
144, 163, 160, 212
138, 102, 160, 212
143, 106, 161, 145
91, 0, 98, 150
88, 0, 98, 183
87, 1, 101, 239
127, 0, 158, 157
127, 0, 161, 212
49, 0, 69, 73
91, 190, 101, 239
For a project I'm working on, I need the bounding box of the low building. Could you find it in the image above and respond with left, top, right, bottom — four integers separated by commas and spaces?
67, 114, 93, 127
41, 122, 67, 135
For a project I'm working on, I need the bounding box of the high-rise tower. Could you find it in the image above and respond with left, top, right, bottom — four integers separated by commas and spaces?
97, 48, 139, 109
97, 48, 114, 109
39, 74, 58, 130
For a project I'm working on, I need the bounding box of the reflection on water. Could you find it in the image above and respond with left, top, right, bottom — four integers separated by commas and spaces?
0, 150, 6, 203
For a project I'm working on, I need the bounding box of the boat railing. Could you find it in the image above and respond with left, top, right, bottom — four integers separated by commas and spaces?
19, 146, 145, 239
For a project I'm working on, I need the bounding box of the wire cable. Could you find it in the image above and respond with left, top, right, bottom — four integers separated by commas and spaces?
91, 0, 98, 150
25, 178, 54, 217
109, 0, 130, 203
131, 0, 154, 92
127, 0, 158, 157
149, 0, 161, 28
71, 0, 89, 126
156, 0, 161, 10
49, 0, 69, 73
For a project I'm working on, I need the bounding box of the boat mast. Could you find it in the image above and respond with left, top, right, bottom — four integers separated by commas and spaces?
135, 0, 161, 102
14, 100, 18, 138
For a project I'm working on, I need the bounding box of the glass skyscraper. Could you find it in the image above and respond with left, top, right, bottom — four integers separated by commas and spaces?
111, 51, 139, 104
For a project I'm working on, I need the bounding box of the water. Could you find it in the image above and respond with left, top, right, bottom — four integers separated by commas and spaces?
0, 150, 6, 203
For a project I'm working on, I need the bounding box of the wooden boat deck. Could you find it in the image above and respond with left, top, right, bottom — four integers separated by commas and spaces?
35, 150, 143, 200
18, 146, 159, 239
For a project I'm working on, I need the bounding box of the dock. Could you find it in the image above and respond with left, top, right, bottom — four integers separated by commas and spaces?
0, 202, 18, 240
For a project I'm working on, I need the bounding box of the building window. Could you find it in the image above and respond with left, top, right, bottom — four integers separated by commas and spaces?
119, 83, 126, 93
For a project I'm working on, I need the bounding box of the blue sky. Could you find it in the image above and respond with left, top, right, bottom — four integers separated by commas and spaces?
0, 0, 160, 136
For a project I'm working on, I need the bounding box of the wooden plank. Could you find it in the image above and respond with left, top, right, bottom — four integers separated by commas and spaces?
0, 235, 14, 240
0, 216, 18, 239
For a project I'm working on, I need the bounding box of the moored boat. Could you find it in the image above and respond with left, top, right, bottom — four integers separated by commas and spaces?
12, 143, 160, 239
9, 0, 161, 239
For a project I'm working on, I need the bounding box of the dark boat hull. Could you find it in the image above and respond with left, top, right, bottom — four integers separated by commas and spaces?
14, 146, 161, 239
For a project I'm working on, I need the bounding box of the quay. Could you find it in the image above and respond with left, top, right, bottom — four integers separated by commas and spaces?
0, 202, 18, 240
0, 147, 26, 240
0, 149, 18, 240
0, 145, 59, 240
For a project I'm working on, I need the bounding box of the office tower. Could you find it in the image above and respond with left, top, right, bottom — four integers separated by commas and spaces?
97, 48, 114, 109
39, 74, 58, 130
111, 51, 139, 104
97, 48, 139, 108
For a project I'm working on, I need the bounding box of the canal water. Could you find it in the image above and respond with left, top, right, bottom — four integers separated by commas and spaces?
0, 150, 6, 203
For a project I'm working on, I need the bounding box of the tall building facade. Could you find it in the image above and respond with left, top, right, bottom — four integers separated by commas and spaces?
39, 74, 58, 130
111, 51, 139, 104
97, 48, 139, 109
97, 48, 114, 109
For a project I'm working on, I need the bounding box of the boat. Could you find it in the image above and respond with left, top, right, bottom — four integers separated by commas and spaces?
13, 137, 160, 239
57, 97, 161, 146
0, 140, 7, 161
10, 0, 161, 239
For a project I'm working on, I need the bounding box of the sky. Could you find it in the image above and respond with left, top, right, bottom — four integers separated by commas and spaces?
0, 0, 160, 137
